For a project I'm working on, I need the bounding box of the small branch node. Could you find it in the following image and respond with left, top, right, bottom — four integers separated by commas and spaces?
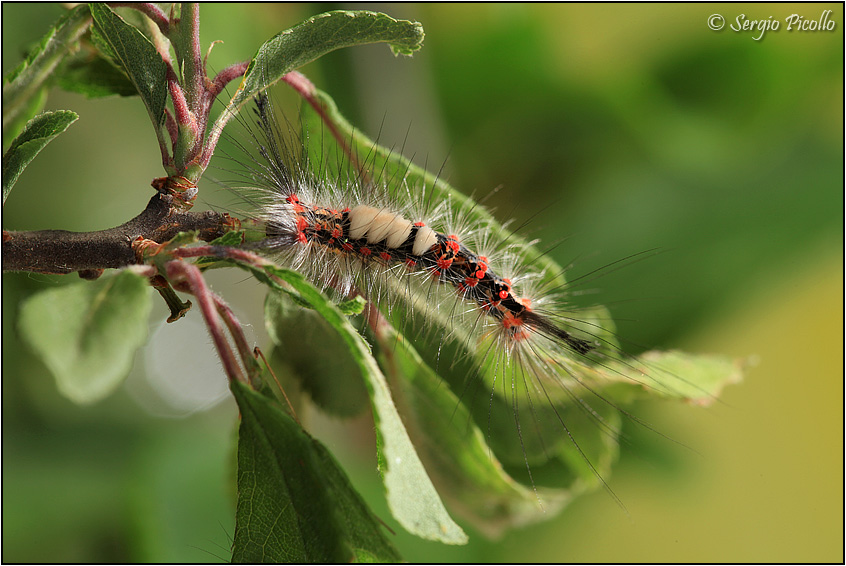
151, 176, 198, 209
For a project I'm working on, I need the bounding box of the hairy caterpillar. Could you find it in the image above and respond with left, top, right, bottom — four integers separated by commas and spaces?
218, 88, 733, 528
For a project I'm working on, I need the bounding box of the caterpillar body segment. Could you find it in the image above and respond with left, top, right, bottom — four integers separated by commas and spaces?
263, 193, 596, 357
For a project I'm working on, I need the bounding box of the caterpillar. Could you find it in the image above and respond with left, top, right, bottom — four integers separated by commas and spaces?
247, 93, 597, 354
219, 88, 721, 518
262, 172, 596, 357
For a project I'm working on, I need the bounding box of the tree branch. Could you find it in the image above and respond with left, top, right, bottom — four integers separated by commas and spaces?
2, 193, 236, 275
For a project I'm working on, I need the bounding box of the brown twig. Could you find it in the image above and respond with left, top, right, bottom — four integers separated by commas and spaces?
2, 193, 235, 275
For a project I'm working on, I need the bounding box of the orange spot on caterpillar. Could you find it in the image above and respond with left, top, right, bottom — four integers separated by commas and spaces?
498, 290, 509, 300
341, 242, 354, 252
499, 310, 533, 341
359, 246, 372, 256
511, 327, 531, 341
413, 221, 425, 227
286, 195, 305, 213
437, 257, 453, 270
501, 312, 528, 335
481, 298, 499, 310
379, 251, 391, 262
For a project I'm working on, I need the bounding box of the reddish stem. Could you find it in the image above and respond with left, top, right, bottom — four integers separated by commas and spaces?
167, 62, 198, 172
179, 3, 210, 168
173, 245, 269, 267
210, 61, 250, 98
166, 260, 246, 384
282, 71, 365, 176
214, 295, 256, 373
110, 2, 169, 35
167, 64, 192, 127
182, 3, 204, 114
280, 70, 314, 97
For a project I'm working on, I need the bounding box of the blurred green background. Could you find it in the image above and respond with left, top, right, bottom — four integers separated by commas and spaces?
3, 3, 842, 562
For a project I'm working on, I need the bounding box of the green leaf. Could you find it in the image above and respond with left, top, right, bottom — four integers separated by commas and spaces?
17, 269, 153, 404
264, 291, 369, 418
337, 295, 367, 316
372, 323, 579, 538
89, 3, 167, 128
208, 10, 424, 153
603, 349, 746, 404
243, 262, 466, 544
3, 110, 78, 203
243, 10, 423, 93
2, 4, 92, 131
56, 52, 138, 98
194, 230, 247, 268
208, 230, 246, 247
231, 379, 402, 563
